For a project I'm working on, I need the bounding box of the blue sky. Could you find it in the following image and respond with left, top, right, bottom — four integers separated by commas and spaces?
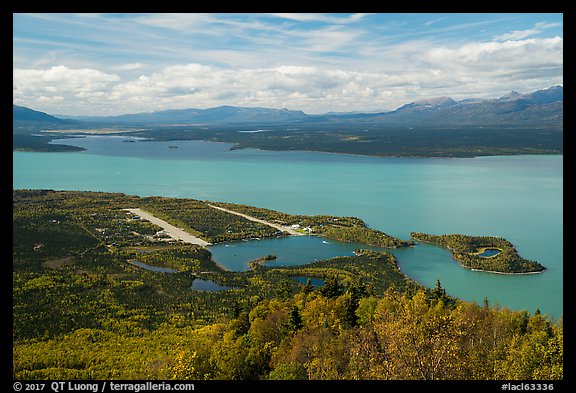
13, 13, 563, 115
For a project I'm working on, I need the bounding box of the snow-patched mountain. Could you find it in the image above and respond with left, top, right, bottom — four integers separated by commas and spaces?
357, 85, 563, 127
498, 86, 563, 104
394, 97, 458, 112
498, 91, 522, 101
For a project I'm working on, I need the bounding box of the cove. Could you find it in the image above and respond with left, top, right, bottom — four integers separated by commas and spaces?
13, 136, 563, 318
209, 236, 387, 271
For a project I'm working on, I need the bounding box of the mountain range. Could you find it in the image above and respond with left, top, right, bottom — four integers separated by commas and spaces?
14, 85, 563, 128
55, 105, 308, 125
363, 85, 563, 127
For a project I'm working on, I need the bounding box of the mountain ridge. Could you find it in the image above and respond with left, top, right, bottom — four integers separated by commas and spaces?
13, 104, 69, 124
54, 105, 308, 125
14, 85, 563, 128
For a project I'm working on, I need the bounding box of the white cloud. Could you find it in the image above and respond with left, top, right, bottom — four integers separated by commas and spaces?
295, 26, 365, 53
267, 13, 370, 24
494, 22, 562, 41
13, 65, 120, 94
13, 65, 121, 113
422, 37, 562, 74
99, 63, 448, 113
424, 16, 448, 27
114, 62, 146, 71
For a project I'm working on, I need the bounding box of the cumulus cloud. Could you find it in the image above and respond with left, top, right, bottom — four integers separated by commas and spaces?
423, 37, 562, 69
13, 66, 119, 98
13, 65, 121, 113
417, 37, 563, 95
102, 64, 402, 113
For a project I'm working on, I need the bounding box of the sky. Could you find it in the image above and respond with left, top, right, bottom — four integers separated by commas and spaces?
13, 13, 563, 116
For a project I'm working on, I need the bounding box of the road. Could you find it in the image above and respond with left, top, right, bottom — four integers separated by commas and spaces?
207, 204, 306, 236
124, 208, 212, 246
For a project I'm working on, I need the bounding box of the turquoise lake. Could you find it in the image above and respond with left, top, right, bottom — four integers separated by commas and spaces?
13, 136, 563, 318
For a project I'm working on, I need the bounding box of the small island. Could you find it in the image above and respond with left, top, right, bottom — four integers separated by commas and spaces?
410, 232, 546, 274
248, 254, 277, 269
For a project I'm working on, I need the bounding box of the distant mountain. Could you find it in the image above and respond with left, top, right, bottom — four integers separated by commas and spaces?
394, 97, 458, 112
458, 98, 487, 104
519, 85, 563, 105
13, 105, 67, 123
13, 105, 77, 135
322, 109, 389, 116
321, 85, 563, 127
61, 105, 308, 125
498, 91, 522, 101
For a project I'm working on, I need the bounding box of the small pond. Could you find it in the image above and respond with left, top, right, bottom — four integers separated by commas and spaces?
129, 260, 178, 273
477, 248, 501, 258
291, 276, 325, 287
191, 278, 231, 292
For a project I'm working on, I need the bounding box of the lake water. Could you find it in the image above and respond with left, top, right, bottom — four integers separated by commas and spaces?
292, 277, 325, 287
13, 136, 563, 318
191, 278, 230, 292
129, 259, 232, 291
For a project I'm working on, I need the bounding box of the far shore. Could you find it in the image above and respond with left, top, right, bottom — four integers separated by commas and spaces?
44, 128, 144, 134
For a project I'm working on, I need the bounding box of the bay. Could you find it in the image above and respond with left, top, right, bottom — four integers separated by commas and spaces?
209, 236, 386, 271
12, 136, 563, 318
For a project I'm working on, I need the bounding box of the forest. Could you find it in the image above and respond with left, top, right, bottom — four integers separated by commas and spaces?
13, 190, 562, 380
